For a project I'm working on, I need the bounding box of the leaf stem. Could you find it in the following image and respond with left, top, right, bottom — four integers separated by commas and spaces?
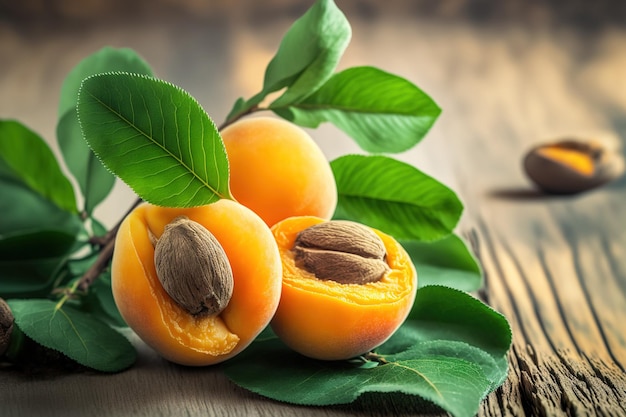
362, 351, 389, 365
218, 104, 262, 131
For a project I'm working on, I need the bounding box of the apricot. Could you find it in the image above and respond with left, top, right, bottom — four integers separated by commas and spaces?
523, 139, 625, 194
270, 216, 417, 361
220, 117, 337, 227
111, 200, 282, 366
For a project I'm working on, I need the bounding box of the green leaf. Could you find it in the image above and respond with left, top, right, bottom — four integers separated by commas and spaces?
223, 286, 512, 416
58, 46, 153, 119
0, 146, 82, 297
0, 120, 77, 213
227, 0, 351, 119
384, 340, 502, 393
265, 0, 350, 106
7, 299, 136, 372
77, 72, 231, 207
385, 285, 511, 387
0, 257, 66, 298
408, 286, 511, 357
274, 66, 441, 153
222, 336, 490, 417
0, 130, 81, 298
331, 154, 463, 241
0, 159, 81, 238
57, 109, 116, 214
402, 234, 483, 291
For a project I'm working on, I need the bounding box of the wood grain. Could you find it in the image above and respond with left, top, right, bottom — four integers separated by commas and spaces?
1, 3, 625, 416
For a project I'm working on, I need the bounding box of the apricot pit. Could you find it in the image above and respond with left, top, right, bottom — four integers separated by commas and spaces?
153, 216, 234, 317
292, 220, 390, 285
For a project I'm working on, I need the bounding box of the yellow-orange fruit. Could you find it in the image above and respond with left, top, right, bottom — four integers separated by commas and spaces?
111, 200, 282, 366
523, 139, 625, 194
221, 117, 337, 227
270, 216, 417, 360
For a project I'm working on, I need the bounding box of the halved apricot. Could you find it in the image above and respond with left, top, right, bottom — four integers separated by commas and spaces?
112, 200, 282, 366
270, 216, 417, 360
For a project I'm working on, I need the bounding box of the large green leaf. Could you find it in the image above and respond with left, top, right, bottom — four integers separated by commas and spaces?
8, 299, 136, 372
0, 120, 77, 213
223, 337, 490, 417
384, 340, 502, 393
77, 72, 231, 207
58, 46, 153, 118
387, 285, 511, 386
331, 154, 463, 241
407, 286, 511, 357
226, 0, 350, 119
402, 234, 483, 291
223, 286, 511, 417
57, 110, 116, 214
274, 66, 441, 153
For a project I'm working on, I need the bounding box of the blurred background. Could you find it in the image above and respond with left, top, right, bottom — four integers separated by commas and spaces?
1, 0, 626, 226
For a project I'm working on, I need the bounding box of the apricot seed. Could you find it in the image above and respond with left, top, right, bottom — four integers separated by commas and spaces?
292, 220, 389, 284
153, 216, 234, 317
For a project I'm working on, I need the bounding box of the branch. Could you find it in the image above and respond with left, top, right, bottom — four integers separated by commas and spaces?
77, 198, 142, 292
217, 104, 262, 131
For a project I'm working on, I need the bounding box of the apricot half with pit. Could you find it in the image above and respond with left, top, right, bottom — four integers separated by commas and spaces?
270, 216, 417, 361
523, 139, 624, 194
111, 200, 282, 366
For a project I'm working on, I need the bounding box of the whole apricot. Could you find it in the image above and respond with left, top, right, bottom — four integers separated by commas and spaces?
111, 200, 282, 366
220, 117, 337, 227
270, 216, 417, 361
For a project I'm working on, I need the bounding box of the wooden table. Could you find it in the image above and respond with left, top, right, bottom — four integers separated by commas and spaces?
1, 2, 625, 415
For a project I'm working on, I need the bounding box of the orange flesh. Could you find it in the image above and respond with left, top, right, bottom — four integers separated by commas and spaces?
538, 146, 594, 176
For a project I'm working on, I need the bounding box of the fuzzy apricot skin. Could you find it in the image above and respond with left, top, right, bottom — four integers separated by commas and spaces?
111, 200, 282, 366
270, 216, 417, 361
220, 117, 337, 227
